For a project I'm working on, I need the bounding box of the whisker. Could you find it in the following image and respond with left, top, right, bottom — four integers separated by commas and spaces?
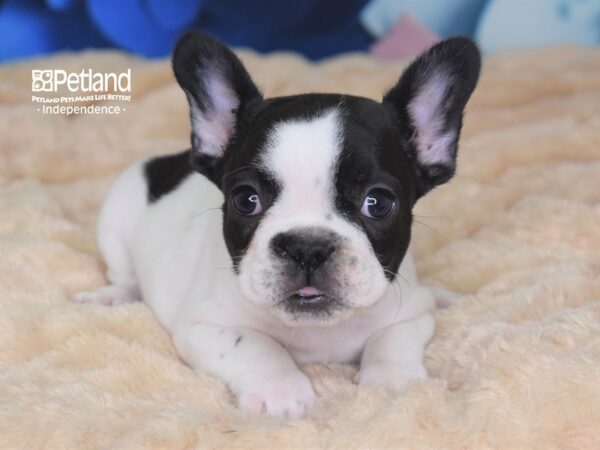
412, 219, 449, 240
392, 279, 403, 319
374, 251, 410, 287
382, 268, 403, 318
383, 267, 406, 287
230, 253, 244, 262
412, 214, 449, 220
385, 267, 409, 286
186, 206, 222, 222
219, 163, 263, 182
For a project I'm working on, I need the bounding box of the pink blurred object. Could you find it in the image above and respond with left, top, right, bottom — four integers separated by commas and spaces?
370, 13, 440, 60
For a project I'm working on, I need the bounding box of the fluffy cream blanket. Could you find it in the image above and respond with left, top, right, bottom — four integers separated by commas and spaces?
0, 46, 599, 449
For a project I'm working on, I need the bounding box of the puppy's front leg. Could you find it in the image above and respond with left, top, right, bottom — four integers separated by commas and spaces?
173, 324, 315, 419
356, 311, 435, 392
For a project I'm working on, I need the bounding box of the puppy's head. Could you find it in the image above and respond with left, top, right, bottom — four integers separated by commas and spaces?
173, 33, 480, 326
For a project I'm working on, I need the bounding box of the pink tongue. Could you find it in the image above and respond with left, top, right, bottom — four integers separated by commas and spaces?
296, 286, 321, 297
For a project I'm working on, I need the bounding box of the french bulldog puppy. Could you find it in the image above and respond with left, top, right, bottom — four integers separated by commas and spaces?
75, 33, 480, 419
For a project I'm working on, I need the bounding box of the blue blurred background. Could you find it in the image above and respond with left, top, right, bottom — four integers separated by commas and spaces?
0, 0, 598, 62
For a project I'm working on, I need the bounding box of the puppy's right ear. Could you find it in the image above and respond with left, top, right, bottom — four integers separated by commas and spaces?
172, 32, 262, 184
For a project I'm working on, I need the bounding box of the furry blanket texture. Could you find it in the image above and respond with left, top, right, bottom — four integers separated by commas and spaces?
0, 46, 599, 449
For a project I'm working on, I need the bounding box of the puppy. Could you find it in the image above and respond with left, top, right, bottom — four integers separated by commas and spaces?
75, 33, 480, 419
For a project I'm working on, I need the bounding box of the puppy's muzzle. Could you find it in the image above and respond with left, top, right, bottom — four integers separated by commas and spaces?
270, 227, 340, 311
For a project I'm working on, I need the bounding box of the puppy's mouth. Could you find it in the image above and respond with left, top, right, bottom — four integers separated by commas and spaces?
281, 286, 341, 315
290, 286, 328, 305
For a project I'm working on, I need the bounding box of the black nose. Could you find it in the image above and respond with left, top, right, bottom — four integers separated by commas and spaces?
271, 229, 336, 273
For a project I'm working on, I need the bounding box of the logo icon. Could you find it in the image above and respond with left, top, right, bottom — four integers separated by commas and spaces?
32, 70, 54, 92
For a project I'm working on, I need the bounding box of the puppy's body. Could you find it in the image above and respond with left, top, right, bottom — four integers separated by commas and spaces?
100, 153, 433, 364
76, 34, 480, 418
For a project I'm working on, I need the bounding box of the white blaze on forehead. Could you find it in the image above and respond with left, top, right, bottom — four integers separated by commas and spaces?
260, 109, 342, 215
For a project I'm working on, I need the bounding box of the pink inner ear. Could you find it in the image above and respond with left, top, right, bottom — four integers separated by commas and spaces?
407, 72, 455, 166
191, 73, 239, 158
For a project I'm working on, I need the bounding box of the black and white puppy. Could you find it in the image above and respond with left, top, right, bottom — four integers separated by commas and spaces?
75, 33, 480, 419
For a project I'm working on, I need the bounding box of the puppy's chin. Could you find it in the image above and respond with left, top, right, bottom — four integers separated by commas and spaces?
270, 300, 354, 327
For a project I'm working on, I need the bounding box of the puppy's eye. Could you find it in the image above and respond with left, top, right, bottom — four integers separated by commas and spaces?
232, 187, 263, 216
360, 188, 396, 220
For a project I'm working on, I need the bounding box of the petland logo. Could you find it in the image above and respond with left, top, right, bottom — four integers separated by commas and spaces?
31, 69, 132, 116
32, 69, 131, 93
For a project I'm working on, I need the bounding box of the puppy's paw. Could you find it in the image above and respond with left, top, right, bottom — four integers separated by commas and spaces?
355, 363, 427, 393
237, 370, 316, 419
73, 285, 138, 306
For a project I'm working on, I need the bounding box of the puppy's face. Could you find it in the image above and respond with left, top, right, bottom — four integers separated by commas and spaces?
223, 97, 414, 325
173, 33, 480, 325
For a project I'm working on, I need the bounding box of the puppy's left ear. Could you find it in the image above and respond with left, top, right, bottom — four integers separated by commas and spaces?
172, 32, 262, 184
383, 37, 481, 197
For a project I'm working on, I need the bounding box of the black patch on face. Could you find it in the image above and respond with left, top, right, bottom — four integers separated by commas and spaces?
220, 166, 279, 271
144, 150, 194, 203
333, 97, 418, 280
